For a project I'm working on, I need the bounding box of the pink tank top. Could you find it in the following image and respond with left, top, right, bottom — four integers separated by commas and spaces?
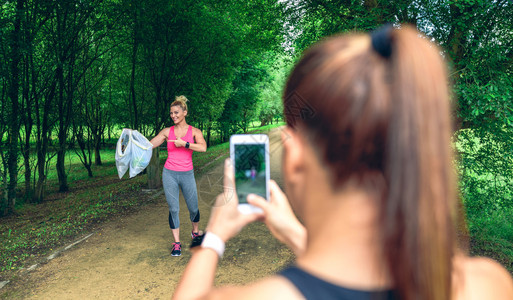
164, 125, 194, 171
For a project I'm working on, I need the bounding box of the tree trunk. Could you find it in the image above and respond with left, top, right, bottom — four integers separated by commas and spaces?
56, 64, 69, 192
147, 148, 161, 189
130, 14, 139, 130
86, 165, 93, 177
34, 171, 45, 203
94, 141, 102, 166
22, 52, 33, 200
6, 0, 25, 215
33, 72, 56, 203
1, 168, 8, 216
154, 85, 162, 134
447, 5, 465, 68
73, 121, 94, 178
93, 99, 103, 166
206, 123, 211, 147
22, 128, 32, 199
56, 145, 68, 191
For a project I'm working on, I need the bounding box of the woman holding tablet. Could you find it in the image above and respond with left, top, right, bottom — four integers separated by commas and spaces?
173, 25, 513, 299
151, 95, 207, 257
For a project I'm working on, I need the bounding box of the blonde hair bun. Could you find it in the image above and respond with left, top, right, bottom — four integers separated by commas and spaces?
171, 95, 189, 111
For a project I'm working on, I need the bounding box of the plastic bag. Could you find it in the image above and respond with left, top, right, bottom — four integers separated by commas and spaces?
115, 129, 132, 179
115, 129, 153, 179
129, 130, 153, 178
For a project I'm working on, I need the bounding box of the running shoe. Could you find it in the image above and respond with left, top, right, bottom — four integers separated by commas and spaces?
171, 242, 181, 256
191, 231, 203, 239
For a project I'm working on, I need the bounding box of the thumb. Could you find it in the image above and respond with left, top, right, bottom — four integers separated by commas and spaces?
223, 159, 235, 192
269, 180, 284, 195
247, 193, 270, 212
241, 211, 264, 224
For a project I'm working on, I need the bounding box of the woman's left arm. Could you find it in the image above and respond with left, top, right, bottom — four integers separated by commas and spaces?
190, 128, 207, 152
169, 128, 207, 152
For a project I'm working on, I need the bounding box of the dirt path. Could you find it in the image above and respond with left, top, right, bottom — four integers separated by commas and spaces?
1, 128, 293, 299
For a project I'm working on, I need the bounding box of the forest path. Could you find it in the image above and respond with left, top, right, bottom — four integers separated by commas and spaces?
1, 127, 293, 299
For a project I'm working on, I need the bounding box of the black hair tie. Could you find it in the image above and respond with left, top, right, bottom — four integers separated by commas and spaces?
371, 24, 393, 58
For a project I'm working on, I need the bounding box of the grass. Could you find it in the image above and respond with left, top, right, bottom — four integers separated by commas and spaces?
193, 142, 230, 171
0, 123, 284, 279
0, 164, 149, 275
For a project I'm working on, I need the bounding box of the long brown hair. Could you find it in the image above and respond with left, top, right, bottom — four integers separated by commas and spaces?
284, 25, 457, 300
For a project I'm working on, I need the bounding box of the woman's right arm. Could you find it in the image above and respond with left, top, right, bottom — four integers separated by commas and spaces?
150, 128, 168, 149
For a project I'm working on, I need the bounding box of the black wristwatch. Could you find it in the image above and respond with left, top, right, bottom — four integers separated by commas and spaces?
185, 142, 190, 149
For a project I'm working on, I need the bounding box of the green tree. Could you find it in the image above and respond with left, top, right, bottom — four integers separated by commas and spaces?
219, 59, 269, 139
2, 0, 24, 215
285, 0, 513, 267
0, 0, 289, 213
257, 53, 290, 126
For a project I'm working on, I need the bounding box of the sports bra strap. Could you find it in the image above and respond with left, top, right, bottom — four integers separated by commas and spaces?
279, 266, 397, 300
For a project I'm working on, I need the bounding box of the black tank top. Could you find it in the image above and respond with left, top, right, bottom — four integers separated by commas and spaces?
279, 266, 398, 300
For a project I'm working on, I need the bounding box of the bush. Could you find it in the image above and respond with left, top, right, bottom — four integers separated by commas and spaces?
456, 127, 513, 273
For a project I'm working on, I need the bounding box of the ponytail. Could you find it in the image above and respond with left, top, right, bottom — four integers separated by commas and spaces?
380, 25, 456, 300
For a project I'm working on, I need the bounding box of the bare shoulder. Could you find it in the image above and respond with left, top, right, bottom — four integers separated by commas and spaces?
192, 127, 206, 144
159, 127, 171, 138
204, 275, 303, 300
191, 126, 203, 136
454, 255, 513, 300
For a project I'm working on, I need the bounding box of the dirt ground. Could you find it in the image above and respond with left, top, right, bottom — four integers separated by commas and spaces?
1, 128, 294, 299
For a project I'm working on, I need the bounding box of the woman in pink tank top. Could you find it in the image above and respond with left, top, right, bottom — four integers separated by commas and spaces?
150, 95, 207, 257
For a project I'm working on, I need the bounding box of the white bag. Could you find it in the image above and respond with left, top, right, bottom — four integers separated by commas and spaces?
129, 130, 153, 178
115, 129, 153, 179
115, 129, 132, 179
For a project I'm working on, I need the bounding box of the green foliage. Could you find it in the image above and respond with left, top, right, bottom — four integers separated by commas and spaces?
108, 0, 289, 134
456, 128, 513, 217
218, 58, 271, 138
257, 54, 290, 126
288, 1, 513, 267
455, 126, 513, 271
0, 0, 290, 208
467, 208, 513, 273
456, 71, 513, 129
289, 0, 418, 53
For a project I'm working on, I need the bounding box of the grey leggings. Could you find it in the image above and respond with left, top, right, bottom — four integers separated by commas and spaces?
162, 168, 200, 229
